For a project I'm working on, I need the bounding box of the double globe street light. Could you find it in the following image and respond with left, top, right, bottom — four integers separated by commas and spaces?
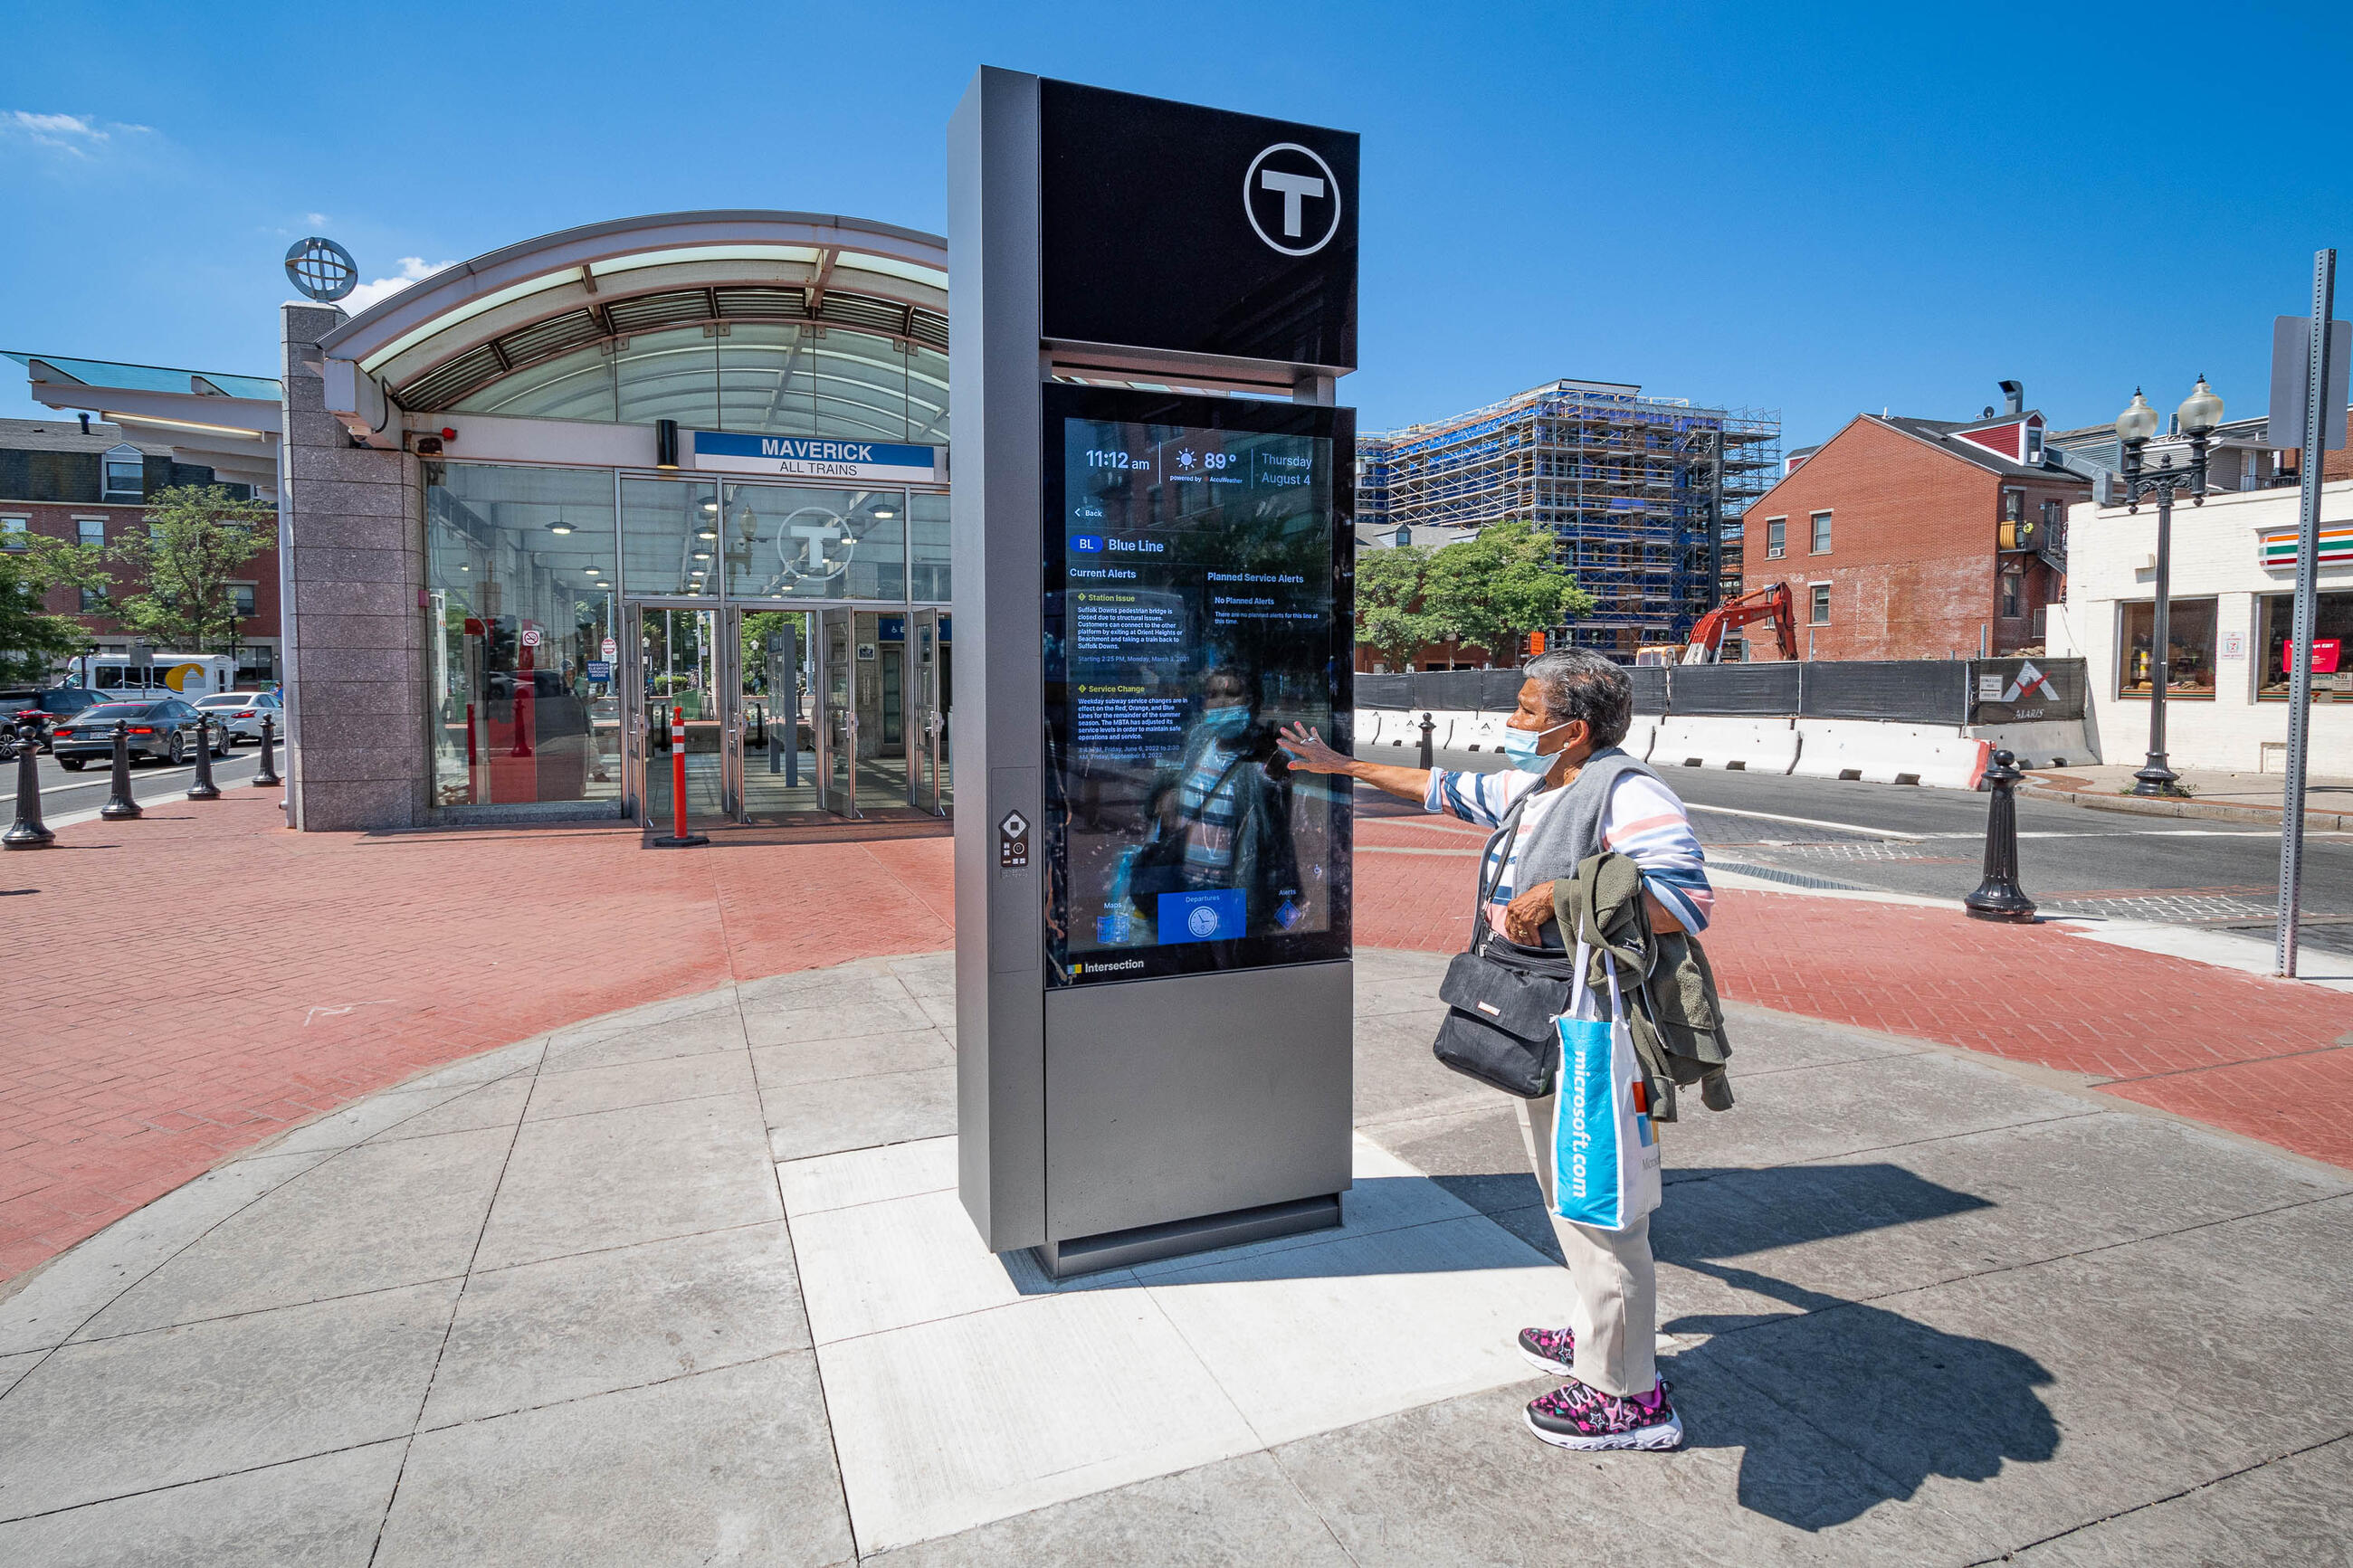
2114, 375, 2226, 797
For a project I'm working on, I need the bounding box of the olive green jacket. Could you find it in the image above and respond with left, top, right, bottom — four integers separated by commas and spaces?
1552, 851, 1735, 1123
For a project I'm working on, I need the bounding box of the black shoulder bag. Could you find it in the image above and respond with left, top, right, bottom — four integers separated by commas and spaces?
1428, 790, 1580, 1098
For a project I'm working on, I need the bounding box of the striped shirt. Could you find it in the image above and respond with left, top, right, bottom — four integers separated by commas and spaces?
1176, 745, 1246, 878
1424, 765, 1714, 935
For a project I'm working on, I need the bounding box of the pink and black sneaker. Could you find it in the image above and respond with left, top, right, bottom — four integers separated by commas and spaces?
1516, 1326, 1577, 1378
1525, 1376, 1683, 1451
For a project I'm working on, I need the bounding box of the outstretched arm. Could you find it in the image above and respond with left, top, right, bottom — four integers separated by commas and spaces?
1274, 722, 1431, 803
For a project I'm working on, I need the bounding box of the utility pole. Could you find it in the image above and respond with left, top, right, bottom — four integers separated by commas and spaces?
2276, 248, 2340, 978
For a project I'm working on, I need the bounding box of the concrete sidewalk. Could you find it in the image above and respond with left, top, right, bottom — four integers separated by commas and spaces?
2027, 762, 2353, 832
3, 950, 2346, 1565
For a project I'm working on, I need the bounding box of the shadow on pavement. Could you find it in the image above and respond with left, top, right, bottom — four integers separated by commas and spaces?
1652, 1164, 2056, 1531
1665, 1259, 2059, 1531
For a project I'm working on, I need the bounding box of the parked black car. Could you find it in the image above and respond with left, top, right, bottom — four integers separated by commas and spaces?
48, 698, 230, 770
2, 686, 110, 752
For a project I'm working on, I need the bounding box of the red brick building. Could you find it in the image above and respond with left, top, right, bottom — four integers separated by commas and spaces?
0, 416, 281, 683
1738, 396, 2088, 660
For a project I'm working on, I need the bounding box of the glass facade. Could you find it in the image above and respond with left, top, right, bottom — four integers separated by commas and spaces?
452, 326, 949, 445
424, 462, 624, 810
2119, 598, 2217, 698
2259, 590, 2353, 702
425, 461, 948, 818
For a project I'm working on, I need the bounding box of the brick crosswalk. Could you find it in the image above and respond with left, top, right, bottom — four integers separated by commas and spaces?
2, 791, 2346, 1282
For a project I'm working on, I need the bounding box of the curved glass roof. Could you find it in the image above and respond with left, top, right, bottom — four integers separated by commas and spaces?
316, 212, 948, 437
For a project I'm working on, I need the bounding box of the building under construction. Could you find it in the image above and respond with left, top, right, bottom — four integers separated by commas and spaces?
1358, 379, 1781, 654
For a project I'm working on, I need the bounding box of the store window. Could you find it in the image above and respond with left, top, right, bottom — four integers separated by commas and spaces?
1809, 583, 1831, 624
2119, 597, 2218, 699
1765, 517, 1786, 558
424, 462, 622, 811
1809, 511, 1832, 553
2258, 591, 2353, 702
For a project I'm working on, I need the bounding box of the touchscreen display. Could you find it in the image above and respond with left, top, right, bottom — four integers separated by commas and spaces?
1043, 391, 1353, 985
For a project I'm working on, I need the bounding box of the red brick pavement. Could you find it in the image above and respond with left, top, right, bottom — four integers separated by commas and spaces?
3, 794, 2348, 1283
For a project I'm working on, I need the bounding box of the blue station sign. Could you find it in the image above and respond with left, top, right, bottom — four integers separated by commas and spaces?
691, 431, 942, 484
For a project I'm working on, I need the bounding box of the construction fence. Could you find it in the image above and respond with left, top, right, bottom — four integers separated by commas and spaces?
1356, 658, 2086, 728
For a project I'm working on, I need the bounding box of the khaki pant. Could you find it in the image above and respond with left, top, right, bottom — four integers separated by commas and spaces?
1512, 1091, 1657, 1398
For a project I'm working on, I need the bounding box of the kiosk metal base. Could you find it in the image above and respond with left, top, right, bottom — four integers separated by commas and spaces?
1032, 1192, 1342, 1279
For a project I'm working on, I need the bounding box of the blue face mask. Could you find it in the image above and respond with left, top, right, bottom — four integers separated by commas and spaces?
1500, 720, 1571, 774
1199, 704, 1252, 736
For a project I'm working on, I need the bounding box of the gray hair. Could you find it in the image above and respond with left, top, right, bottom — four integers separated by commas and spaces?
1521, 649, 1634, 750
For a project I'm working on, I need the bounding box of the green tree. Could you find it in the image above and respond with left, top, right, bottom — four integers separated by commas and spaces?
1422, 520, 1596, 664
1353, 543, 1448, 671
0, 535, 111, 685
738, 610, 803, 694
106, 485, 272, 654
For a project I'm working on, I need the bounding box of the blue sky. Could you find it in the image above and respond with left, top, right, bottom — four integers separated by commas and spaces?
3, 1, 2347, 448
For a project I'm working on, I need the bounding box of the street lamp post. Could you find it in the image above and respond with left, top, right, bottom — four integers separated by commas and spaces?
2114, 377, 2224, 797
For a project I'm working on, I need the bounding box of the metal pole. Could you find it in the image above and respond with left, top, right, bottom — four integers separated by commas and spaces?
4, 721, 52, 849
2277, 247, 2338, 977
2135, 483, 2177, 794
100, 721, 141, 821
254, 712, 281, 786
186, 717, 221, 801
1964, 749, 2035, 921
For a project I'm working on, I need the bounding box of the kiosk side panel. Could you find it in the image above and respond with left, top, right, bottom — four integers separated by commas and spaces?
949, 68, 1049, 1250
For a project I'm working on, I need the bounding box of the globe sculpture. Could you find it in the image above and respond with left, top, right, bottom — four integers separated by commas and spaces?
283, 237, 358, 302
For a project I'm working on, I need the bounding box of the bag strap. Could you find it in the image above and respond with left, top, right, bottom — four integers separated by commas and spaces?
1568, 938, 1628, 1023
1469, 783, 1549, 950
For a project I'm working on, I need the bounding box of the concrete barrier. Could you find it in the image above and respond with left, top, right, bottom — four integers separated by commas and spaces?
1967, 719, 2097, 770
1792, 720, 1990, 789
1648, 716, 1800, 774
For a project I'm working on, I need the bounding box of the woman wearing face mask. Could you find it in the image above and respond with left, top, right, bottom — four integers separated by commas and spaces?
1277, 649, 1710, 1453
1141, 665, 1300, 933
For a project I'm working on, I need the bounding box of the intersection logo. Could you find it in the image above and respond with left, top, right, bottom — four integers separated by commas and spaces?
1244, 142, 1341, 257
2002, 660, 2057, 703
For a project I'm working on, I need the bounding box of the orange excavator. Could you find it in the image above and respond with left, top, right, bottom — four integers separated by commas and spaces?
1637, 582, 1797, 665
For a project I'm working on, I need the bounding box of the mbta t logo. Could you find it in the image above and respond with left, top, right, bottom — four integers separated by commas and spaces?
1244, 142, 1343, 257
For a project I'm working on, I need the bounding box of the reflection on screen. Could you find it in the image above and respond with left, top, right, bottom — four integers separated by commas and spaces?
1044, 413, 1344, 984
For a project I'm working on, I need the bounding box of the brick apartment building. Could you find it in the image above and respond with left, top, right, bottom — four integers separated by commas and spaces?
1738, 388, 2089, 661
0, 415, 281, 683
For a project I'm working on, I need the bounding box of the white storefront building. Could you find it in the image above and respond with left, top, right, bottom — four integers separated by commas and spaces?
2051, 475, 2353, 774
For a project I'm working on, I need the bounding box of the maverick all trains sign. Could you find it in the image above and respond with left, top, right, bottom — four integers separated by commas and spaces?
692, 431, 943, 484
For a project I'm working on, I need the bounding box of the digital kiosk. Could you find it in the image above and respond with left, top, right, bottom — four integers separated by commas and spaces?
949, 70, 1360, 1275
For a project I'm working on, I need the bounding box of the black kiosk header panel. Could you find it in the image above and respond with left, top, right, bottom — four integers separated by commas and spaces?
1042, 384, 1354, 986
1040, 80, 1358, 370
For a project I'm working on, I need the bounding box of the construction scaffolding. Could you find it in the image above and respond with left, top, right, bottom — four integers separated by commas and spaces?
1358, 379, 1780, 652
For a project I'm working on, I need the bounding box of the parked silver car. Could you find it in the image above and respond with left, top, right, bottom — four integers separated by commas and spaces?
193, 690, 281, 744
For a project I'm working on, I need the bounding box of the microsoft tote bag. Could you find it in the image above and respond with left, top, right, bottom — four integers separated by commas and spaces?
1551, 944, 1662, 1232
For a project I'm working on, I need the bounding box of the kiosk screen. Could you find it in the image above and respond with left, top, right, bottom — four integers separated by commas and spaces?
1043, 386, 1354, 985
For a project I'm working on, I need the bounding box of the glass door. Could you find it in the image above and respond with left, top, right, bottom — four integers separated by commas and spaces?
732, 609, 823, 822
635, 606, 730, 832
814, 606, 859, 818
911, 608, 945, 815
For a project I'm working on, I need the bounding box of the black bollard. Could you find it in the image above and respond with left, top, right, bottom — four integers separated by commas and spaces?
1418, 711, 1435, 769
253, 712, 281, 786
1964, 748, 2035, 923
186, 717, 221, 801
4, 721, 52, 850
100, 720, 142, 821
